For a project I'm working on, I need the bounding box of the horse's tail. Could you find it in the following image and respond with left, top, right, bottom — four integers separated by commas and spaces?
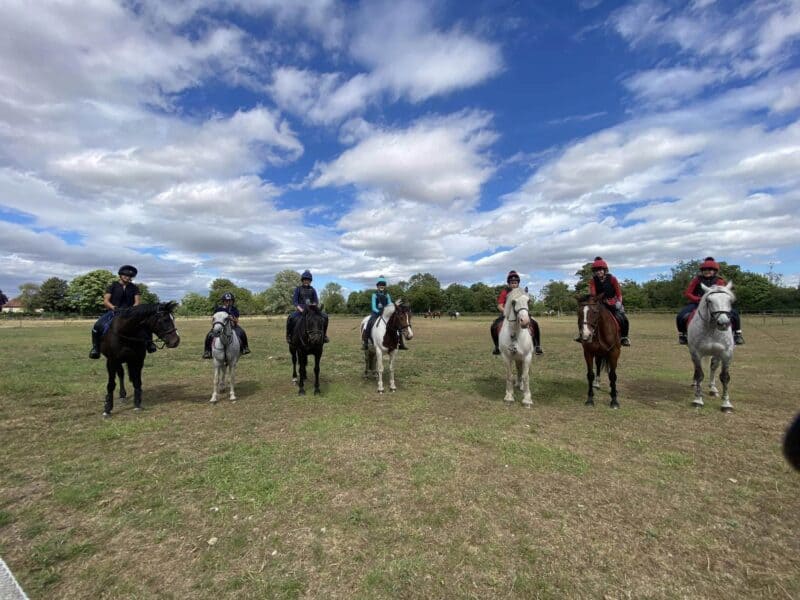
596, 355, 610, 374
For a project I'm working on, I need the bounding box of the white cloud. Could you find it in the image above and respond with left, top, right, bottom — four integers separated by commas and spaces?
624, 66, 726, 105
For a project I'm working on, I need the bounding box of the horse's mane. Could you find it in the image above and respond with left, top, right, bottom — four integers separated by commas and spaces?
507, 287, 527, 303
115, 302, 174, 321
702, 283, 736, 302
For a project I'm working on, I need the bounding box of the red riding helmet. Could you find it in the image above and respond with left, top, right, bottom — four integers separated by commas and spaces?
506, 270, 520, 283
699, 257, 720, 271
591, 257, 608, 271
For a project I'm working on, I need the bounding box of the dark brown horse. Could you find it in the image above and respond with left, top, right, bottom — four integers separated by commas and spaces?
289, 304, 326, 395
101, 302, 180, 416
577, 295, 621, 408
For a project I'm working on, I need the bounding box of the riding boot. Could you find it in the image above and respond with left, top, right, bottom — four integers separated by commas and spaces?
734, 331, 745, 345
203, 331, 212, 359
89, 329, 102, 359
530, 321, 543, 355
491, 326, 500, 355
239, 329, 251, 354
618, 312, 630, 346
286, 317, 293, 344
678, 333, 688, 345
362, 338, 369, 351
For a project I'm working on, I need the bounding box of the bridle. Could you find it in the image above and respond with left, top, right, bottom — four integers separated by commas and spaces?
211, 314, 233, 345
506, 296, 530, 323
702, 290, 733, 325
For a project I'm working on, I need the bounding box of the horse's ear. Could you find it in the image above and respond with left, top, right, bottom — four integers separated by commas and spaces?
700, 283, 710, 293
396, 298, 403, 306
725, 280, 734, 291
164, 300, 177, 312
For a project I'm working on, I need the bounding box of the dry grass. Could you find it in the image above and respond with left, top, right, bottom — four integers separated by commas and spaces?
1, 313, 799, 599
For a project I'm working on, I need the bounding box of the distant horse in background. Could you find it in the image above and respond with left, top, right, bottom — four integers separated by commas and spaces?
361, 300, 414, 393
289, 304, 326, 395
101, 302, 180, 416
448, 311, 460, 319
578, 295, 620, 408
498, 288, 534, 407
687, 282, 736, 411
210, 310, 240, 404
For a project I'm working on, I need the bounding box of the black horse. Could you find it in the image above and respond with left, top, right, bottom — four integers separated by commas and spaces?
101, 302, 180, 416
289, 304, 325, 396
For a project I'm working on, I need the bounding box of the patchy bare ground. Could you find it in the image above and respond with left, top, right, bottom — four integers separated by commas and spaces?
1, 314, 798, 599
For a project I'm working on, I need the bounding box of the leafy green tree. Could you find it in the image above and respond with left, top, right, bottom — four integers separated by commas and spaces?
262, 270, 301, 314
346, 290, 371, 314
178, 292, 211, 316
320, 282, 346, 313
137, 282, 160, 304
208, 278, 255, 313
38, 277, 70, 312
542, 280, 576, 314
18, 283, 40, 312
407, 272, 443, 313
68, 269, 115, 315
444, 283, 474, 312
733, 271, 773, 311
470, 282, 497, 313
574, 263, 594, 296
620, 279, 649, 309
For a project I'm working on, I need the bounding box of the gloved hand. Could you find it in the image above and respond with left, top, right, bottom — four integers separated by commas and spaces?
615, 301, 625, 313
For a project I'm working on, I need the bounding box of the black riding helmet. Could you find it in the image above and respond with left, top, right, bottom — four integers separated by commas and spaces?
221, 292, 235, 303
118, 265, 138, 277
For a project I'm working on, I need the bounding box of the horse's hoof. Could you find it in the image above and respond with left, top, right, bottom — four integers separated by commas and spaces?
610, 401, 620, 409
102, 412, 111, 418
585, 399, 595, 406
522, 402, 533, 409
721, 406, 733, 413
119, 393, 127, 400
134, 407, 142, 412
692, 400, 703, 408
314, 390, 320, 396
592, 382, 600, 389
298, 390, 306, 396
210, 399, 218, 404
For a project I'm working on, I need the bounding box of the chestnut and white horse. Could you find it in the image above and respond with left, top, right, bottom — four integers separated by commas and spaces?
499, 288, 533, 406
210, 310, 239, 403
687, 282, 736, 411
360, 300, 413, 393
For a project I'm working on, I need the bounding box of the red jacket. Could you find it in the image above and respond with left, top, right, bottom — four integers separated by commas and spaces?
497, 288, 510, 308
684, 275, 727, 303
589, 275, 622, 307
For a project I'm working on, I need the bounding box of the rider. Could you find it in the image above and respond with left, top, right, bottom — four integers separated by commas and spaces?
575, 257, 631, 346
677, 257, 744, 345
491, 270, 543, 356
0, 288, 7, 307
362, 276, 408, 351
202, 292, 251, 358
89, 265, 158, 358
286, 270, 329, 344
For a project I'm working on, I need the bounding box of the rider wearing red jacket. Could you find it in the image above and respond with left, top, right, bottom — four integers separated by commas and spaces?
576, 257, 630, 346
490, 270, 543, 355
676, 257, 743, 345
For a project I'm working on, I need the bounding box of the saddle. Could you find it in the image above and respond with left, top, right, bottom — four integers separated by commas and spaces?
493, 319, 537, 337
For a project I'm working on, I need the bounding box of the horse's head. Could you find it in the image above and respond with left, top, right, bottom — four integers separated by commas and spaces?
394, 299, 413, 341
152, 302, 180, 348
301, 304, 325, 346
211, 310, 232, 337
577, 295, 602, 342
700, 281, 735, 330
505, 288, 530, 328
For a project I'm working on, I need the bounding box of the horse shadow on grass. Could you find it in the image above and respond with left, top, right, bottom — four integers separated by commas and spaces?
471, 374, 586, 406
114, 379, 262, 409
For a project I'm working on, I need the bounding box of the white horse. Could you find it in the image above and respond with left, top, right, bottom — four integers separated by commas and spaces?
210, 310, 239, 403
360, 300, 413, 394
499, 288, 533, 407
687, 282, 736, 412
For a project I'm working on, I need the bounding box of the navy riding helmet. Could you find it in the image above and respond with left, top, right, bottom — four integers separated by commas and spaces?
301, 270, 313, 281
118, 265, 138, 277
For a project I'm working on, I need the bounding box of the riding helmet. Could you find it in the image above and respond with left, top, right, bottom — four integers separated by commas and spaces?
591, 257, 608, 271
301, 270, 313, 281
376, 276, 387, 286
221, 292, 235, 303
506, 270, 520, 283
118, 265, 138, 277
700, 257, 720, 271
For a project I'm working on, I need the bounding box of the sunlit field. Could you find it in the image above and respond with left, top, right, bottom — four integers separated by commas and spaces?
1, 313, 798, 599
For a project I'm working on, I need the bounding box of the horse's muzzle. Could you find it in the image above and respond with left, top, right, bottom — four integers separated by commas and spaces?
164, 333, 181, 348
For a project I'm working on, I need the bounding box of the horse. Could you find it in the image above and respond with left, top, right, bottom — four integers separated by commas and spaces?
289, 304, 326, 395
448, 311, 460, 319
432, 310, 442, 318
578, 295, 621, 408
687, 282, 736, 411
360, 299, 413, 393
100, 302, 180, 416
498, 288, 534, 406
209, 310, 240, 404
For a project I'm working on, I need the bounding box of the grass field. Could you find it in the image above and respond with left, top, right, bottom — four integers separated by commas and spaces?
1, 313, 799, 599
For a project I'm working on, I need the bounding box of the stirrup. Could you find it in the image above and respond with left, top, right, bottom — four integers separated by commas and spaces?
147, 342, 157, 353
534, 346, 543, 355
492, 347, 500, 355
241, 347, 251, 355
89, 347, 101, 359
620, 337, 630, 347
202, 350, 212, 359
733, 332, 744, 345
678, 334, 688, 345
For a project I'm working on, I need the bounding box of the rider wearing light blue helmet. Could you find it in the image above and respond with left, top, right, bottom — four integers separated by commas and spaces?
362, 275, 407, 350
286, 270, 329, 343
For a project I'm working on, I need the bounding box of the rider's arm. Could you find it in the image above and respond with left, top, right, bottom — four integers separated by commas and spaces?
371, 293, 379, 314
133, 293, 141, 307
684, 277, 702, 303
102, 292, 115, 311
612, 277, 622, 304
292, 287, 303, 311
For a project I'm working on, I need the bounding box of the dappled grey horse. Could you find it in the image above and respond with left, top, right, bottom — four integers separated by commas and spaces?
687, 282, 736, 411
210, 310, 239, 403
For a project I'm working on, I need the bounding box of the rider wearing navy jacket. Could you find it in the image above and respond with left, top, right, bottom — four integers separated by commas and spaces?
575, 257, 630, 346
286, 270, 329, 343
362, 276, 408, 350
202, 292, 250, 358
89, 265, 157, 358
677, 257, 744, 345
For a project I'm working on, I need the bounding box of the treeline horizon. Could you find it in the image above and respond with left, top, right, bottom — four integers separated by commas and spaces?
4, 260, 800, 317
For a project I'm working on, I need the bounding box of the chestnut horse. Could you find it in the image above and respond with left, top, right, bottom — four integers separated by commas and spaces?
577, 295, 621, 408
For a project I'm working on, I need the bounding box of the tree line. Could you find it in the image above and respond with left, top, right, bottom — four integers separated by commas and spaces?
5, 261, 799, 317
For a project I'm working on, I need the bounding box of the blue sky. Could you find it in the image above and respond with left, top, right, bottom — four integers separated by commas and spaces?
1, 0, 799, 301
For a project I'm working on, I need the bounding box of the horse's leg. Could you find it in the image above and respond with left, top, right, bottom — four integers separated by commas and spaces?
291, 347, 298, 384
521, 355, 533, 407
690, 351, 704, 407
388, 350, 396, 392
130, 360, 143, 410
708, 355, 720, 397
584, 349, 595, 406
228, 361, 237, 401
210, 362, 220, 403
313, 351, 321, 395
376, 348, 385, 393
503, 355, 515, 403
117, 365, 127, 400
593, 355, 601, 388
104, 359, 116, 416
608, 350, 619, 409
298, 351, 307, 396
363, 346, 371, 379
719, 358, 732, 413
